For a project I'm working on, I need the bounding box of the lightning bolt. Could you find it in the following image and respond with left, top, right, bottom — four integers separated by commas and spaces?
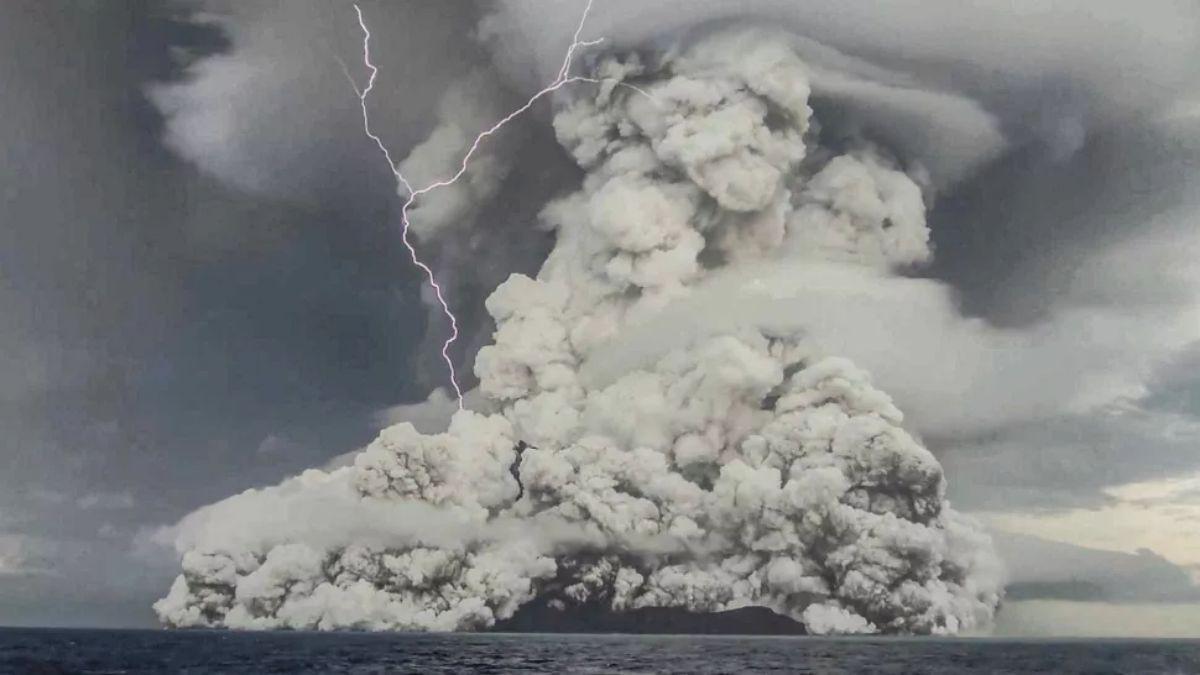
348, 0, 652, 410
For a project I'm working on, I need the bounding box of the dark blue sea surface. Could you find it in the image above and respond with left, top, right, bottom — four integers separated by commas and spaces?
1, 628, 1198, 674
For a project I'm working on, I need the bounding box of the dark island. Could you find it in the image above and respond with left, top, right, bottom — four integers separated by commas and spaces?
492, 600, 807, 635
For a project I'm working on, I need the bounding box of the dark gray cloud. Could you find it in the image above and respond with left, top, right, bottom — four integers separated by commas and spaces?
0, 0, 443, 626
147, 0, 481, 201
940, 405, 1200, 511
1144, 343, 1200, 418
145, 0, 583, 393
928, 117, 1200, 326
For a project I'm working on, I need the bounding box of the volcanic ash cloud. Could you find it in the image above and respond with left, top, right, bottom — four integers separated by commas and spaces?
154, 28, 1003, 635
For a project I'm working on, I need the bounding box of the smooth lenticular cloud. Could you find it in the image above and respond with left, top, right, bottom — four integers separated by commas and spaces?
484, 0, 1200, 121
476, 0, 1200, 229
579, 250, 1200, 439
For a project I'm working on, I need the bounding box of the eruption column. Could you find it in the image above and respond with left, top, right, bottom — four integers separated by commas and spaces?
158, 20, 1004, 635
348, 0, 606, 409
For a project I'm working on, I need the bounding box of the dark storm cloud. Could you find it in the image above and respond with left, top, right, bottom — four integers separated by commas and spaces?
928, 117, 1200, 326
940, 334, 1200, 513
923, 116, 1200, 512
940, 405, 1200, 512
1144, 343, 1200, 418
0, 0, 454, 625
146, 0, 585, 392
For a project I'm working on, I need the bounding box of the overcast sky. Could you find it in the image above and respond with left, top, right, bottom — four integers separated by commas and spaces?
2, 0, 1199, 633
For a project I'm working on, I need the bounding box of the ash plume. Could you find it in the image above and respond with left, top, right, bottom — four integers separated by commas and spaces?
154, 26, 1004, 635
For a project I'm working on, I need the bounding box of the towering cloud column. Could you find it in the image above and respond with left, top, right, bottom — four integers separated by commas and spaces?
155, 28, 1002, 635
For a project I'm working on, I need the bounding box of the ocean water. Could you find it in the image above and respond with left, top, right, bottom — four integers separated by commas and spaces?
1, 629, 1198, 674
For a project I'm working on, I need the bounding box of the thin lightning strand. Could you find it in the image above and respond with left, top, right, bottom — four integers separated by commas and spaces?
348, 6, 413, 195
349, 0, 651, 410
